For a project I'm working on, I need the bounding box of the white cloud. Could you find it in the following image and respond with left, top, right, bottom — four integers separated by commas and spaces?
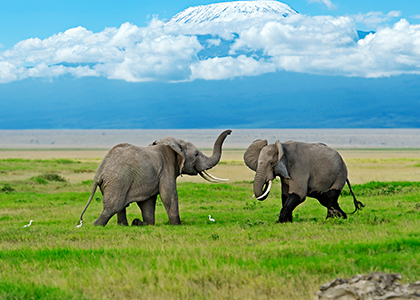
0, 19, 202, 83
353, 11, 402, 27
0, 61, 19, 83
190, 55, 275, 80
189, 17, 420, 79
231, 16, 357, 56
308, 0, 336, 10
1, 14, 420, 83
207, 38, 222, 47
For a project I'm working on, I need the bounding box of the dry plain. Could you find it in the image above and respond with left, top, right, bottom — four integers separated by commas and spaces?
1, 148, 419, 184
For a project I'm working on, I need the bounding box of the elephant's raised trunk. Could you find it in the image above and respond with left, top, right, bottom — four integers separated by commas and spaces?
201, 130, 232, 170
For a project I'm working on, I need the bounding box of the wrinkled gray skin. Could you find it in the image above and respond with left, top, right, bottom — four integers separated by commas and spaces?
78, 130, 232, 226
244, 139, 364, 223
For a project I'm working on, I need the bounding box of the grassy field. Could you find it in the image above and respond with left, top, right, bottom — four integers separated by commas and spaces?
0, 149, 419, 299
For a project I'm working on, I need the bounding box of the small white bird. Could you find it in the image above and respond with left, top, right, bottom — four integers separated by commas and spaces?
208, 215, 215, 222
76, 220, 83, 228
23, 220, 33, 227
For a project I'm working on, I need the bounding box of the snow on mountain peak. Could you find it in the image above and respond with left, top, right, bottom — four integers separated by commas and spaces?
166, 1, 299, 25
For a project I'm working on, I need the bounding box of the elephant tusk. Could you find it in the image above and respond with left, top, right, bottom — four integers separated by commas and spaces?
256, 181, 272, 200
202, 170, 229, 182
199, 171, 220, 183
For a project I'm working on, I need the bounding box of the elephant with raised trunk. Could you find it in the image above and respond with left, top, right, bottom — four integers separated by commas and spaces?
244, 139, 364, 223
78, 130, 232, 227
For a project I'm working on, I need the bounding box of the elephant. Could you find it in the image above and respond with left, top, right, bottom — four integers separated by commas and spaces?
244, 139, 364, 223
78, 130, 232, 227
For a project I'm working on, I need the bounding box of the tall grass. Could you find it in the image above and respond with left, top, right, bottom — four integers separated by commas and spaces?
0, 159, 419, 299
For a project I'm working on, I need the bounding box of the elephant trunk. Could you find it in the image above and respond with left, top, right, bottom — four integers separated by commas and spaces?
253, 171, 271, 201
200, 130, 232, 170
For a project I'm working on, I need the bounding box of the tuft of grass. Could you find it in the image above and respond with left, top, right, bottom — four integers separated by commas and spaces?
30, 173, 67, 183
1, 183, 15, 193
73, 169, 94, 173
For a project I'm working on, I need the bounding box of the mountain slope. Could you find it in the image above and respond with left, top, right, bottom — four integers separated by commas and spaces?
166, 1, 298, 25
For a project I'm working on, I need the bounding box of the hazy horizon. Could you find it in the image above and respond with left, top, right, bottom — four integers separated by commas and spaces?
1, 128, 419, 149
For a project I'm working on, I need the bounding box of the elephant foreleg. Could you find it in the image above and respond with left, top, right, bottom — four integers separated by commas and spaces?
137, 196, 157, 225
281, 194, 288, 207
278, 193, 302, 223
159, 180, 181, 225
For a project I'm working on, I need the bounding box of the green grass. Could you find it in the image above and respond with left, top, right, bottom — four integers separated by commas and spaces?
0, 158, 98, 173
0, 159, 420, 299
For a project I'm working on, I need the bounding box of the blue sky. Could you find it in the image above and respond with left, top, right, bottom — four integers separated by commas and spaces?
1, 0, 420, 129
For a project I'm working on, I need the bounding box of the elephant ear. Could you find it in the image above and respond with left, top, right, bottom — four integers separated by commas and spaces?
244, 139, 268, 171
152, 137, 185, 174
275, 140, 290, 179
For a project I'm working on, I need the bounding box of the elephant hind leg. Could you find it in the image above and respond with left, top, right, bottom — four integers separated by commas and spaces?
117, 207, 129, 226
137, 195, 157, 225
96, 204, 130, 226
94, 209, 114, 226
315, 189, 347, 219
95, 187, 131, 226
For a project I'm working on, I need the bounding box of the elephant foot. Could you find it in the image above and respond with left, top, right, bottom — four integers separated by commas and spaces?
277, 217, 292, 223
278, 211, 293, 223
93, 211, 113, 226
168, 216, 181, 225
132, 218, 146, 226
327, 207, 348, 219
278, 193, 301, 223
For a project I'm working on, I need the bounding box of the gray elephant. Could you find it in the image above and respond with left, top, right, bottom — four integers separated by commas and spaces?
244, 139, 364, 223
78, 130, 232, 226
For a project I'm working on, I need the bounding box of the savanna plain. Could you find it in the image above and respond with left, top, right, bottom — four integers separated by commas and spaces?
0, 148, 419, 299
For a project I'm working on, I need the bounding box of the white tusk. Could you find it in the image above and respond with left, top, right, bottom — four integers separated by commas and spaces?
199, 172, 218, 183
256, 181, 272, 200
199, 171, 219, 183
202, 170, 229, 182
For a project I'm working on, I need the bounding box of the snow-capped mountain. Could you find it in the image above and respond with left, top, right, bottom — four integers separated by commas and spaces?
166, 1, 298, 25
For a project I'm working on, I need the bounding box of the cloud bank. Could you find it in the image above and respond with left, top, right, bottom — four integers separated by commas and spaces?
1, 12, 420, 83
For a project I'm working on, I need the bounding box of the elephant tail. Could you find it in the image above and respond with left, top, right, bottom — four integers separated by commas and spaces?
76, 181, 99, 227
347, 179, 365, 214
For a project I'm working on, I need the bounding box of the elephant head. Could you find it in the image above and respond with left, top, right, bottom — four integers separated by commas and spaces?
244, 139, 290, 201
152, 129, 232, 182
